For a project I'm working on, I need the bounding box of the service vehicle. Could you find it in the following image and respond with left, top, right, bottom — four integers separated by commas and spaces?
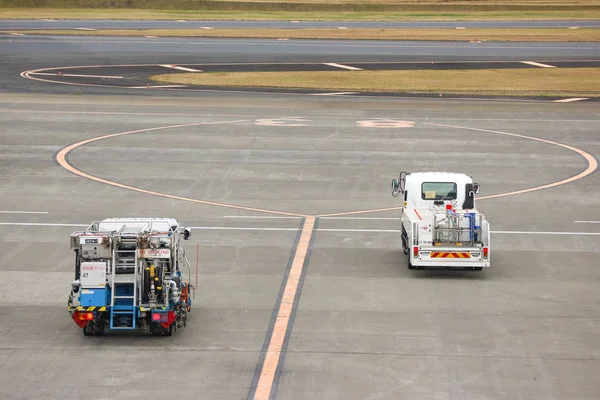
67, 218, 195, 336
391, 171, 491, 271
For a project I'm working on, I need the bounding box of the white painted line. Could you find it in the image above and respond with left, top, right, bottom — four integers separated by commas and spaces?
30, 72, 124, 79
320, 217, 399, 220
189, 226, 299, 231
456, 27, 466, 30
568, 26, 580, 29
159, 64, 202, 72
0, 223, 87, 227
0, 211, 48, 214
40, 19, 57, 22
520, 61, 557, 68
291, 20, 300, 23
323, 63, 363, 71
75, 28, 97, 31
223, 216, 302, 219
176, 20, 186, 22
338, 27, 348, 30
200, 27, 214, 30
574, 221, 600, 224
320, 229, 401, 233
0, 223, 598, 236
9, 32, 26, 36
492, 231, 600, 236
128, 85, 187, 88
312, 92, 358, 96
553, 98, 589, 103
145, 35, 158, 38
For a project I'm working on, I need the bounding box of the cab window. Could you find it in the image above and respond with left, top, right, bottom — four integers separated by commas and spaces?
421, 182, 457, 200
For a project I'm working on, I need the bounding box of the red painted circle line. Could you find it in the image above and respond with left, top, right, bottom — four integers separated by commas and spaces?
55, 120, 597, 218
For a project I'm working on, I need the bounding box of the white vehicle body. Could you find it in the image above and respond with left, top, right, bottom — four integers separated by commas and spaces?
392, 171, 491, 270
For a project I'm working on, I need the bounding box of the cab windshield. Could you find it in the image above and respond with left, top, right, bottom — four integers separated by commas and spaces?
421, 182, 457, 200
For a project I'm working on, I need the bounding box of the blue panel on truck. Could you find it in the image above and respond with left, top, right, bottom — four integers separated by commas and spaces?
79, 288, 107, 307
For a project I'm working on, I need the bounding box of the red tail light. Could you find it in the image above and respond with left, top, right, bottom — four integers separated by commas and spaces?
483, 247, 488, 258
413, 246, 419, 257
152, 313, 161, 321
85, 312, 94, 321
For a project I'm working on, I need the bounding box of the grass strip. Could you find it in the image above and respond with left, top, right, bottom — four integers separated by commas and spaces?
3, 8, 600, 20
8, 28, 600, 42
148, 68, 600, 97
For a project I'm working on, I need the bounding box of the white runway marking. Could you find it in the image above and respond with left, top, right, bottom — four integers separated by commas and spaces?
75, 28, 97, 31
574, 221, 600, 224
312, 92, 358, 96
0, 223, 87, 227
320, 217, 399, 220
30, 72, 124, 79
323, 63, 363, 71
0, 211, 48, 214
223, 216, 302, 219
553, 98, 589, 103
159, 64, 202, 72
1, 223, 598, 236
520, 61, 557, 68
128, 85, 187, 88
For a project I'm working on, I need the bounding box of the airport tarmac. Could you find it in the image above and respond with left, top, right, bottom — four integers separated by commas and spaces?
0, 91, 599, 399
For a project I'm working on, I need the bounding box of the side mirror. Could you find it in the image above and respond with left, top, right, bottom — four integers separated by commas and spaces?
473, 183, 480, 194
391, 179, 400, 197
183, 228, 191, 240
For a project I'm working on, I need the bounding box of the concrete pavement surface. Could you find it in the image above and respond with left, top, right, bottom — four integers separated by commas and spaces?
0, 26, 599, 400
0, 92, 599, 399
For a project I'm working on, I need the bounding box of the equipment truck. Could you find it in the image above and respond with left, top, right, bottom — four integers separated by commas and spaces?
391, 171, 491, 271
68, 218, 195, 336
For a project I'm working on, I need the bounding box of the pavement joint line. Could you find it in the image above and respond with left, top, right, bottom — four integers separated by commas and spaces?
323, 62, 362, 71
520, 60, 557, 68
159, 64, 202, 72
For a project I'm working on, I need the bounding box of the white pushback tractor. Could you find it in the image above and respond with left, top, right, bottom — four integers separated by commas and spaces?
391, 171, 491, 271
68, 218, 195, 336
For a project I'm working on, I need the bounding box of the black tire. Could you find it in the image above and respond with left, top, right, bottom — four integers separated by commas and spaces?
474, 267, 483, 271
82, 324, 93, 336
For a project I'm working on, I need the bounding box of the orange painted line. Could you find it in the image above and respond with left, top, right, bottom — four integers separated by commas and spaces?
254, 216, 316, 400
55, 121, 305, 218
320, 123, 597, 217
425, 123, 598, 201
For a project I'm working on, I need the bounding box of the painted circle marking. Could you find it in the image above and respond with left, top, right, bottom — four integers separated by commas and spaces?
55, 120, 597, 218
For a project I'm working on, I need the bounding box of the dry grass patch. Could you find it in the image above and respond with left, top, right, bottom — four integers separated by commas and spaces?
3, 8, 600, 20
149, 68, 600, 97
9, 28, 600, 42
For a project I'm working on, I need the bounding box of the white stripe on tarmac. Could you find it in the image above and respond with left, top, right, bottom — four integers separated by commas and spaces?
223, 215, 302, 219
75, 28, 97, 31
574, 221, 600, 224
312, 92, 358, 96
520, 61, 557, 68
0, 223, 87, 227
128, 85, 187, 88
0, 211, 48, 214
323, 63, 363, 71
0, 223, 598, 236
159, 64, 202, 72
31, 72, 123, 79
553, 98, 589, 103
320, 217, 399, 220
